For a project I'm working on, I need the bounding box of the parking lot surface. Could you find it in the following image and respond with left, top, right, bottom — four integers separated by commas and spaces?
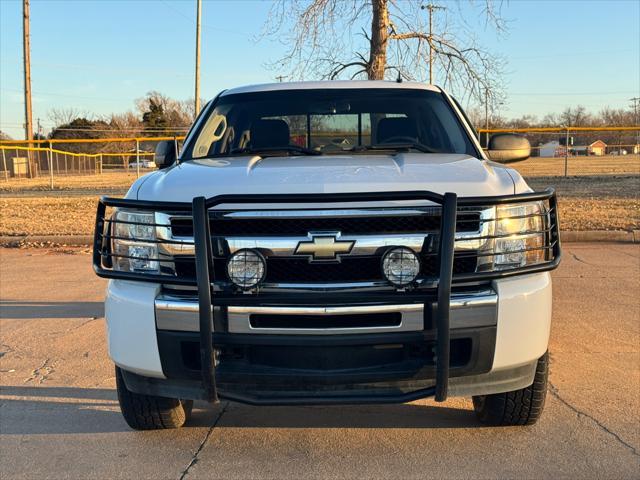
1, 244, 638, 479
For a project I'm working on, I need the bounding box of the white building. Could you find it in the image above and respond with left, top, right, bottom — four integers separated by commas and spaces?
538, 141, 565, 158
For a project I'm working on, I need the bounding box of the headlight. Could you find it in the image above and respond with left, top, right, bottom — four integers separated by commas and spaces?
492, 202, 547, 270
227, 249, 266, 289
382, 247, 421, 287
111, 210, 159, 273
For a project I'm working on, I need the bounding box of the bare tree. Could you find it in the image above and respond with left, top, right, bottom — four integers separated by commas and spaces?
559, 106, 592, 127
48, 107, 91, 127
263, 0, 506, 104
103, 112, 145, 154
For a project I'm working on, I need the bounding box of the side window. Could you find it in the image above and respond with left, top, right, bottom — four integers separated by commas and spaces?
192, 109, 229, 158
429, 99, 470, 153
451, 96, 479, 141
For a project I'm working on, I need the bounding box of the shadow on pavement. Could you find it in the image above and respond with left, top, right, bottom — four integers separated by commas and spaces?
0, 385, 482, 434
0, 300, 104, 319
218, 401, 482, 429
0, 385, 128, 434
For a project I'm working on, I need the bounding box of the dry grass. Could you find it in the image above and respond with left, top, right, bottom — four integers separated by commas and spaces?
0, 171, 139, 193
0, 196, 99, 236
512, 154, 639, 177
526, 175, 639, 198
1, 188, 637, 238
558, 198, 639, 231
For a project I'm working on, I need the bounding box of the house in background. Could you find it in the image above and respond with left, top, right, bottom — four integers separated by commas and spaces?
588, 140, 607, 156
540, 139, 608, 157
569, 139, 607, 156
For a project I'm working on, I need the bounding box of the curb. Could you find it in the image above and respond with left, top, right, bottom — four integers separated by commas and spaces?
560, 230, 639, 243
1, 231, 638, 247
0, 235, 93, 246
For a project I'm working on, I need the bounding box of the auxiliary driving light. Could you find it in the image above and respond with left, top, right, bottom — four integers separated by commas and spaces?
227, 249, 266, 289
382, 247, 421, 287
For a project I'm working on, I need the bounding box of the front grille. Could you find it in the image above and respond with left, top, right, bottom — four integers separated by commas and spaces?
174, 254, 478, 284
170, 210, 482, 286
170, 211, 480, 237
265, 257, 381, 283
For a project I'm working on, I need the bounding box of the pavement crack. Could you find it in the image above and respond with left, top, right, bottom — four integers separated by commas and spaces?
570, 252, 595, 266
48, 317, 99, 337
549, 383, 639, 458
609, 247, 640, 259
0, 343, 14, 359
178, 401, 228, 480
23, 358, 54, 384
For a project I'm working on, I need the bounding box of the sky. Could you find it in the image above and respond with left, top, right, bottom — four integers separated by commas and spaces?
1, 0, 639, 139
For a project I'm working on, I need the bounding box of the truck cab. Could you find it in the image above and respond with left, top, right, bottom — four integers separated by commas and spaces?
93, 81, 560, 430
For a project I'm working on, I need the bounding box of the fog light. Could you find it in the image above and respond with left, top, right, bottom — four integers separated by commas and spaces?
382, 247, 420, 287
227, 249, 266, 289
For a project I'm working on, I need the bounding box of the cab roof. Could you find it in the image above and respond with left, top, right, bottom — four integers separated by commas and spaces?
221, 80, 443, 97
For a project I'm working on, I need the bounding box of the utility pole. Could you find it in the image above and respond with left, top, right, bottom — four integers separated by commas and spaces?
631, 97, 640, 120
194, 0, 202, 115
421, 3, 445, 85
631, 97, 640, 154
484, 88, 489, 148
275, 75, 287, 82
23, 0, 34, 177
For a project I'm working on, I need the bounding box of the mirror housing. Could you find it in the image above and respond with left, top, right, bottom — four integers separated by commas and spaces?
486, 133, 531, 163
154, 140, 177, 169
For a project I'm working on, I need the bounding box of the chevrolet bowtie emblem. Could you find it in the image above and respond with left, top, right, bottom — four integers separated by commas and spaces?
294, 233, 355, 262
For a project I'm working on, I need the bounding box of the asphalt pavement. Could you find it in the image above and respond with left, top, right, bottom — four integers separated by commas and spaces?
0, 244, 638, 479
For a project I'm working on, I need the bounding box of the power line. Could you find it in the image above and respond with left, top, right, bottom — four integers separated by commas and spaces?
509, 91, 638, 96
0, 87, 133, 102
50, 127, 189, 132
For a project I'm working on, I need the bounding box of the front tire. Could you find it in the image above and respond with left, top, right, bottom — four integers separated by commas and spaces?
472, 351, 549, 426
115, 366, 190, 430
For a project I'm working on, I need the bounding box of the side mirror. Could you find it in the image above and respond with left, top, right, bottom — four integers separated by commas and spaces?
154, 140, 177, 169
487, 133, 531, 163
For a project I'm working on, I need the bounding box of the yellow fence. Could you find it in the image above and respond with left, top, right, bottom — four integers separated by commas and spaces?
0, 127, 638, 187
0, 136, 184, 187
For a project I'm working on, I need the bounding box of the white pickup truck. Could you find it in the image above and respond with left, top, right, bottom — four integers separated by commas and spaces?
93, 81, 561, 430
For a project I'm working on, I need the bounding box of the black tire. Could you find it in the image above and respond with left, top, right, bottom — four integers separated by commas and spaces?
472, 351, 548, 426
182, 399, 194, 420
115, 366, 189, 430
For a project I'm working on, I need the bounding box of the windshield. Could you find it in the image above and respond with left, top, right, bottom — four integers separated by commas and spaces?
183, 88, 477, 159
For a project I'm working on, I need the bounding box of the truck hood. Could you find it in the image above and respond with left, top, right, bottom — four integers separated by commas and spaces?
134, 153, 517, 203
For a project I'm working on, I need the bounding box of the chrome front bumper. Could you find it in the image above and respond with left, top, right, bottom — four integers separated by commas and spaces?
155, 288, 498, 335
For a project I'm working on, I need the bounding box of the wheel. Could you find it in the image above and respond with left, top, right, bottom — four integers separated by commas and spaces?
472, 351, 548, 426
182, 399, 194, 420
115, 366, 190, 430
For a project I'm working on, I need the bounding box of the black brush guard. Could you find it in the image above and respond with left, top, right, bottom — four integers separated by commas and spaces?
93, 189, 561, 405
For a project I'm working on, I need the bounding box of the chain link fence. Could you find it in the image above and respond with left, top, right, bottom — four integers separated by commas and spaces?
478, 126, 639, 177
0, 137, 183, 190
0, 128, 638, 191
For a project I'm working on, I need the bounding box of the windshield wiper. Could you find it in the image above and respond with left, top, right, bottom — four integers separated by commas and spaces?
350, 143, 440, 154
231, 145, 322, 156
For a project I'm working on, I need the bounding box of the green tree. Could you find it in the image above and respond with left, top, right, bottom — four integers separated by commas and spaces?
138, 91, 192, 136
142, 97, 169, 134
49, 118, 110, 153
